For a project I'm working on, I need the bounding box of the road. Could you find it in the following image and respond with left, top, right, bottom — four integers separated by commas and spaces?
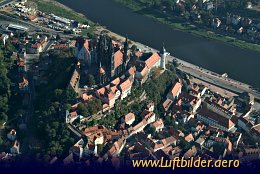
133, 40, 260, 101
0, 0, 15, 7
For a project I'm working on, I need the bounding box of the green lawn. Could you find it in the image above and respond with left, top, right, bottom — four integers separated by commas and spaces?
33, 0, 90, 23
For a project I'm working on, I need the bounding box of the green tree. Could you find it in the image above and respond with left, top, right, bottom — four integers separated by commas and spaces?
77, 103, 89, 116
86, 74, 96, 87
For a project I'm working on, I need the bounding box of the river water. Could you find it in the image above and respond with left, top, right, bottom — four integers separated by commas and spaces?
57, 0, 260, 88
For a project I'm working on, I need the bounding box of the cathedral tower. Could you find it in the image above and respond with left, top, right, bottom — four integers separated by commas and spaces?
160, 43, 167, 70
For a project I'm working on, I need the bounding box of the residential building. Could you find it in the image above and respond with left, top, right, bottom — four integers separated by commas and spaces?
151, 119, 164, 132
123, 113, 135, 126
167, 80, 182, 101
197, 106, 235, 132
30, 43, 43, 54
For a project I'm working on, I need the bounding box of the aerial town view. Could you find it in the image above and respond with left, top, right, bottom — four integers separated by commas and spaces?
0, 0, 260, 174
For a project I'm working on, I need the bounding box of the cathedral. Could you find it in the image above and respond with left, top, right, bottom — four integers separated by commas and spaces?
75, 34, 167, 87
97, 34, 129, 85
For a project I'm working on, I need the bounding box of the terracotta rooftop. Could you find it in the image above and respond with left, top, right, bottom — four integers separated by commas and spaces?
152, 119, 164, 129
163, 98, 173, 111
168, 82, 182, 98
111, 77, 121, 86
53, 44, 68, 49
31, 43, 42, 48
185, 133, 194, 142
124, 113, 135, 123
145, 52, 161, 69
114, 50, 123, 68
119, 79, 132, 92
81, 93, 93, 102
197, 107, 235, 129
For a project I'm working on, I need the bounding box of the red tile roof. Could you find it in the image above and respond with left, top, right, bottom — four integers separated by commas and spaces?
145, 52, 160, 69
31, 43, 42, 48
53, 44, 68, 49
119, 79, 132, 92
114, 50, 123, 68
111, 77, 121, 86
17, 61, 25, 67
81, 93, 93, 102
124, 113, 135, 123
198, 107, 235, 129
168, 82, 182, 98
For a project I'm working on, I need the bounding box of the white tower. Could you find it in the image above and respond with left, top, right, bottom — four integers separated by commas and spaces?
160, 43, 167, 70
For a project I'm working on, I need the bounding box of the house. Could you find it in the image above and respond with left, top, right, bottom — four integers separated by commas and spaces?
163, 98, 173, 112
162, 136, 177, 147
151, 119, 164, 132
19, 77, 29, 91
184, 133, 194, 142
66, 111, 79, 124
107, 138, 126, 157
52, 43, 69, 51
30, 43, 43, 54
119, 78, 133, 100
80, 93, 93, 102
132, 120, 148, 135
238, 111, 260, 141
197, 106, 235, 132
232, 15, 242, 26
135, 62, 149, 85
17, 61, 25, 72
96, 87, 116, 108
141, 110, 156, 124
134, 49, 166, 85
167, 80, 182, 101
91, 132, 104, 145
175, 92, 202, 114
122, 113, 135, 126
96, 76, 133, 108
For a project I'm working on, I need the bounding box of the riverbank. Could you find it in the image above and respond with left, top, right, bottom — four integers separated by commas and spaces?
29, 0, 96, 36
113, 0, 260, 53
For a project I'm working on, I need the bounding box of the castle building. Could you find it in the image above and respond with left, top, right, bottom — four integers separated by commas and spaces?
135, 43, 167, 85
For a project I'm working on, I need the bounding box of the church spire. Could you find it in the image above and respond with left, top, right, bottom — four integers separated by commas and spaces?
160, 42, 166, 70
160, 42, 166, 54
123, 34, 129, 67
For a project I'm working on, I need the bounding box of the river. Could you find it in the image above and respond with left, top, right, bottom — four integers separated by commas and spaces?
57, 0, 260, 88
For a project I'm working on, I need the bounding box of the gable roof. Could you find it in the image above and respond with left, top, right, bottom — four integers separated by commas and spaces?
168, 82, 182, 98
114, 50, 123, 68
145, 52, 161, 69
198, 107, 235, 129
119, 79, 132, 92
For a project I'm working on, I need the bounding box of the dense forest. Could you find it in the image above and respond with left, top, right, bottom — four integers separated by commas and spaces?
31, 49, 77, 157
0, 41, 15, 127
